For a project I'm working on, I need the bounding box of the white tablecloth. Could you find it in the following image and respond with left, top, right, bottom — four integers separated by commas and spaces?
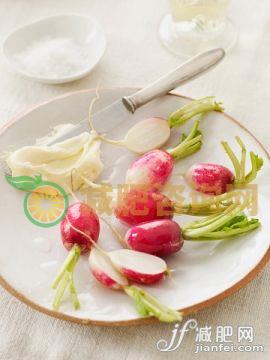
0, 1, 269, 359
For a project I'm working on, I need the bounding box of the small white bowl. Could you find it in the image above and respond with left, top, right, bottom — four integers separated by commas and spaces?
2, 14, 106, 84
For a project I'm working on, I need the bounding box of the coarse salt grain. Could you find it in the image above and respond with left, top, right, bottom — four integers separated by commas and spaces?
14, 37, 90, 78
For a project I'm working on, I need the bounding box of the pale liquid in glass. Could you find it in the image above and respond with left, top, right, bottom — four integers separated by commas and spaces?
160, 0, 237, 57
169, 0, 230, 24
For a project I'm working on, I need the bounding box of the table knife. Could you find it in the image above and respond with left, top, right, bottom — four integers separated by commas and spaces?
2, 48, 225, 175
48, 48, 225, 145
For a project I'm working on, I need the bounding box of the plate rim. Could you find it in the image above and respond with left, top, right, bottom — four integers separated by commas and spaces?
0, 87, 269, 327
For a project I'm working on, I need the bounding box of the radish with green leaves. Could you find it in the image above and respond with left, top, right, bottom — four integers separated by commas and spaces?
126, 121, 202, 189
89, 248, 182, 322
93, 97, 221, 156
115, 187, 238, 226
121, 203, 260, 256
186, 137, 263, 195
114, 200, 259, 256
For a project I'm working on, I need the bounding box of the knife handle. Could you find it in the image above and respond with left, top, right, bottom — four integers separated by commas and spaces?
122, 48, 225, 113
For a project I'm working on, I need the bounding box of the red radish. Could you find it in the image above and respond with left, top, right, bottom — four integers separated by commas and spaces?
52, 202, 100, 310
126, 149, 174, 190
89, 248, 128, 290
125, 219, 183, 256
61, 202, 100, 253
185, 163, 234, 195
114, 188, 173, 226
88, 248, 182, 322
108, 249, 168, 284
125, 121, 203, 190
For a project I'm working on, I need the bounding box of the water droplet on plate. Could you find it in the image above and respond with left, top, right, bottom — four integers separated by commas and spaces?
33, 237, 52, 253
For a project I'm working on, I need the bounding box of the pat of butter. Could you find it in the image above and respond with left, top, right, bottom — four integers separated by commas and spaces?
6, 124, 103, 192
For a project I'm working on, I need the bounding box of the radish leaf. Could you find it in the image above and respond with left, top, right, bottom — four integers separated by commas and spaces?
173, 190, 238, 216
221, 137, 263, 185
183, 202, 261, 240
167, 120, 202, 161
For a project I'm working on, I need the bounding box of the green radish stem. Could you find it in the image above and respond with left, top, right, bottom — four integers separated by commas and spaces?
69, 272, 80, 309
191, 219, 260, 240
221, 137, 263, 185
236, 137, 246, 183
124, 285, 182, 323
53, 272, 70, 311
184, 202, 240, 231
52, 244, 80, 289
245, 152, 264, 183
173, 190, 239, 216
52, 244, 81, 310
168, 96, 224, 128
182, 201, 260, 240
51, 215, 106, 310
167, 121, 203, 160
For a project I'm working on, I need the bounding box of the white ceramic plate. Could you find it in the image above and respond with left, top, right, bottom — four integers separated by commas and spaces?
0, 88, 269, 326
2, 14, 106, 84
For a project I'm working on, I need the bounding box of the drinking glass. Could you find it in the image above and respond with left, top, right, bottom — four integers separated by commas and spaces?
159, 0, 237, 57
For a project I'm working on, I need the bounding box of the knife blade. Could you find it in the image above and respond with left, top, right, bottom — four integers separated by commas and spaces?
56, 98, 130, 141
